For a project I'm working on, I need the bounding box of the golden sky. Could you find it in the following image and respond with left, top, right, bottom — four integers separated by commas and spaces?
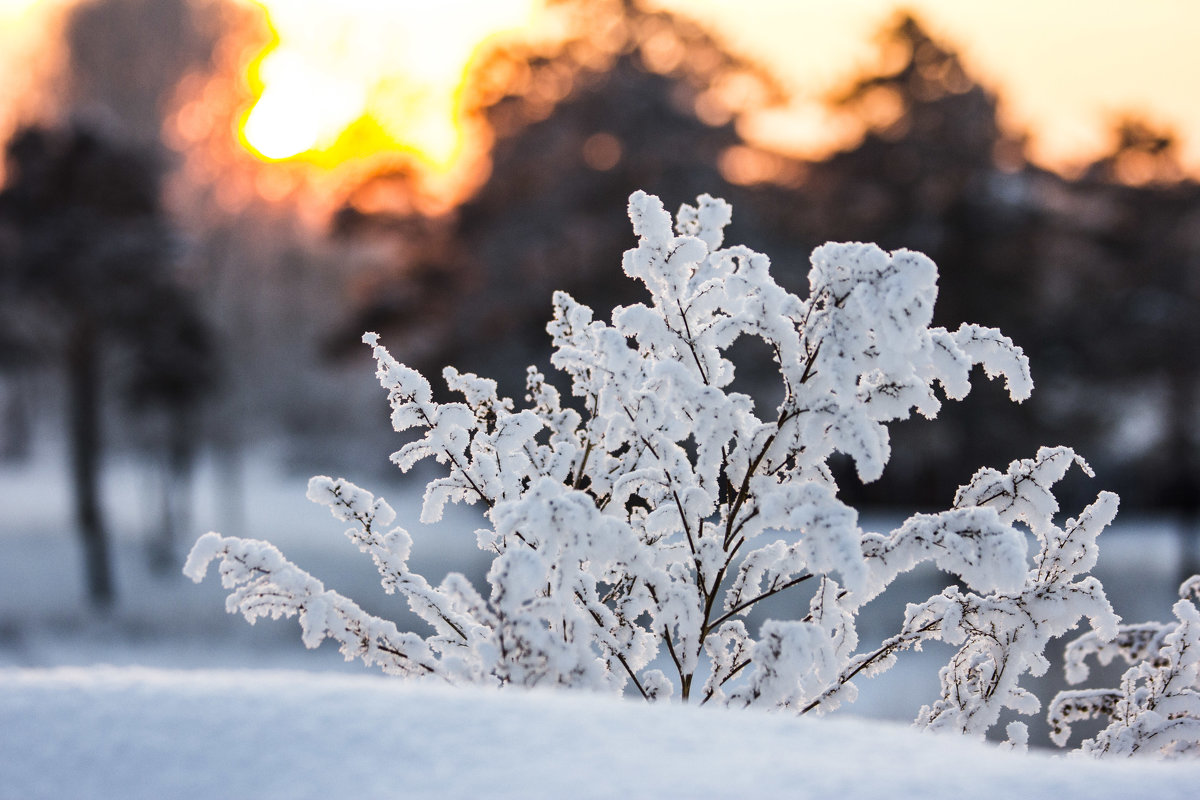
1, 0, 1198, 176
653, 0, 1200, 172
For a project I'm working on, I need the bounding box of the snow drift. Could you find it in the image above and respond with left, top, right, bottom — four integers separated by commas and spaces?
3, 667, 1199, 800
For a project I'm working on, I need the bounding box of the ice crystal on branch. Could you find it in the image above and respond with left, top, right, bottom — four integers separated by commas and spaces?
189, 190, 1134, 750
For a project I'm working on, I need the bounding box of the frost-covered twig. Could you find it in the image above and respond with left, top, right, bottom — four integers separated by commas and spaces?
184, 533, 448, 679
906, 452, 1120, 740
1050, 576, 1200, 758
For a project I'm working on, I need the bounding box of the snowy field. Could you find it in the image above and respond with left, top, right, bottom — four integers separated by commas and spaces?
6, 668, 1200, 800
2, 441, 1198, 797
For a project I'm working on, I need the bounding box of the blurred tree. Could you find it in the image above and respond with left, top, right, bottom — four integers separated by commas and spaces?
808, 16, 1200, 512
1084, 117, 1188, 187
333, 0, 804, 394
65, 0, 225, 144
122, 285, 219, 572
800, 14, 1017, 277
1045, 122, 1200, 574
0, 123, 217, 605
723, 13, 1042, 505
0, 258, 38, 461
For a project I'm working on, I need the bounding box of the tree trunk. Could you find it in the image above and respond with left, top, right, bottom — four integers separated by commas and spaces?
67, 323, 114, 608
149, 404, 195, 574
0, 373, 33, 462
1163, 370, 1200, 587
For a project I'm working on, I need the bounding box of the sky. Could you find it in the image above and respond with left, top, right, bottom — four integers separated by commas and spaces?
1, 0, 1198, 177
652, 0, 1200, 172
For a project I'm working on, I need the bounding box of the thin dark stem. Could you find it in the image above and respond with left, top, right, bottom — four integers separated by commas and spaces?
727, 507, 760, 547
722, 658, 751, 686
723, 434, 776, 549
662, 625, 690, 701
574, 590, 650, 701
965, 474, 1032, 509
573, 440, 594, 491
615, 651, 650, 701
699, 658, 752, 706
799, 619, 940, 715
672, 485, 698, 557
676, 299, 710, 385
414, 405, 494, 509
722, 408, 799, 550
798, 339, 822, 385
703, 573, 814, 639
620, 402, 698, 559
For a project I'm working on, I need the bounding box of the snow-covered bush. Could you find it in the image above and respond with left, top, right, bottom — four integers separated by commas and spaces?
188, 190, 1124, 747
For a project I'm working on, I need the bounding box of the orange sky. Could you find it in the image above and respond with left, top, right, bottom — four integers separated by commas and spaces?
652, 0, 1200, 173
1, 0, 1198, 177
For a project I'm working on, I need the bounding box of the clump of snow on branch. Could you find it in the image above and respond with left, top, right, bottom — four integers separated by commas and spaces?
187, 190, 1158, 754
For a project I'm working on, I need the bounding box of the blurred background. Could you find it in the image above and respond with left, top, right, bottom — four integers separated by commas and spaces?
2, 0, 1199, 733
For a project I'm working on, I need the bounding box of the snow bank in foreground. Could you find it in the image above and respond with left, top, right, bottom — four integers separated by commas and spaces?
2, 668, 1199, 800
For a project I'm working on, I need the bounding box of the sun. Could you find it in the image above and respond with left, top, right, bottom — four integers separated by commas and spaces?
240, 0, 539, 170
240, 50, 368, 161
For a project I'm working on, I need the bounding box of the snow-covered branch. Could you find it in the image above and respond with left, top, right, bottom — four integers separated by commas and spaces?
1050, 576, 1200, 758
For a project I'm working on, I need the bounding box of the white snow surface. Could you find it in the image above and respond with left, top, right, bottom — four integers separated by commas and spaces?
4, 666, 1199, 800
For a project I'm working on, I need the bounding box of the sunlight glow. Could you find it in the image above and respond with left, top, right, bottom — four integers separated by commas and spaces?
0, 0, 40, 15
0, 0, 66, 185
242, 0, 539, 169
242, 51, 366, 160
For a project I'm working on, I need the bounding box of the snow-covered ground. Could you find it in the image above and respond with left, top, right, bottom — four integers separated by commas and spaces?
5, 667, 1200, 800
2, 440, 1198, 797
